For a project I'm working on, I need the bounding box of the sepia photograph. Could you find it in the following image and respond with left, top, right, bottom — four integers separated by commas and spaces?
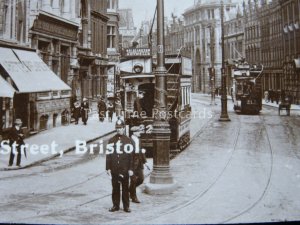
0, 0, 300, 224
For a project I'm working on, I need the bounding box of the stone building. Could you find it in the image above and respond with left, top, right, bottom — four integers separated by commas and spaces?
165, 15, 184, 55
106, 0, 120, 97
0, 0, 110, 136
118, 8, 137, 48
280, 0, 300, 104
183, 0, 240, 93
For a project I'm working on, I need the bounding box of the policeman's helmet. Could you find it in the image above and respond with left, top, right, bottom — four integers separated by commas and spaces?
115, 117, 125, 129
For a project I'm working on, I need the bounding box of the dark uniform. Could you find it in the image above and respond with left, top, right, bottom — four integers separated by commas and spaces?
106, 119, 133, 212
72, 101, 81, 125
97, 98, 107, 122
129, 134, 147, 203
8, 119, 25, 167
81, 99, 89, 125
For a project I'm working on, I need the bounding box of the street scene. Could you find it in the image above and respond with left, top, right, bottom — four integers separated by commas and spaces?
1, 0, 300, 224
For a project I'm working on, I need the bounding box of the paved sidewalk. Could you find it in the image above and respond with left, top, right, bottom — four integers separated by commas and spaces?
262, 99, 300, 111
0, 113, 117, 171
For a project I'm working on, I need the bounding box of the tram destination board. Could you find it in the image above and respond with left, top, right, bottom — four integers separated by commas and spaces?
124, 48, 151, 57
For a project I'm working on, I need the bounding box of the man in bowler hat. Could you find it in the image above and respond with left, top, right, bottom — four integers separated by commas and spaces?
8, 118, 25, 167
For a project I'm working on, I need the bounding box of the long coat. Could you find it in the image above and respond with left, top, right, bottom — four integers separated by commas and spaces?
81, 102, 89, 122
106, 134, 133, 176
97, 100, 107, 118
8, 126, 25, 146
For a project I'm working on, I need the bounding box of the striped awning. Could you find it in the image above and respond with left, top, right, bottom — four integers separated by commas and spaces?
0, 47, 71, 93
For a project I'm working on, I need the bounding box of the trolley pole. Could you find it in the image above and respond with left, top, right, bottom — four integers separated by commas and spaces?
219, 0, 230, 122
145, 0, 177, 194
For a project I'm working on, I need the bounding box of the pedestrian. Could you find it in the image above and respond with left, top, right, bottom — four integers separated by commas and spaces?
97, 96, 107, 122
276, 90, 281, 104
134, 90, 145, 118
8, 118, 26, 167
72, 100, 81, 125
115, 98, 123, 118
107, 101, 114, 122
81, 98, 89, 125
264, 90, 269, 103
129, 125, 150, 203
106, 118, 134, 213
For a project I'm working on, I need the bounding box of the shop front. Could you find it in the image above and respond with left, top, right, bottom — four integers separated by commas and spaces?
0, 75, 15, 139
0, 46, 71, 135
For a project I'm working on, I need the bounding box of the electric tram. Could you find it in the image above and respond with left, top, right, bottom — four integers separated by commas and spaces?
119, 48, 192, 156
231, 59, 263, 114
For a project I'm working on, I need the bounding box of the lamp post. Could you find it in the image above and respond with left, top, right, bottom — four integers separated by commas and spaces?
145, 0, 177, 195
219, 0, 230, 122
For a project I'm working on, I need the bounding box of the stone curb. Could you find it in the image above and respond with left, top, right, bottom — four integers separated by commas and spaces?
0, 130, 116, 171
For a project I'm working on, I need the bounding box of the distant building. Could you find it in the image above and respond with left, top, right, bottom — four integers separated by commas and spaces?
280, 0, 300, 104
119, 8, 137, 48
107, 0, 120, 96
183, 0, 240, 93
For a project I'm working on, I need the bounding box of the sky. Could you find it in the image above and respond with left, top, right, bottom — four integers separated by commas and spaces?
119, 0, 195, 27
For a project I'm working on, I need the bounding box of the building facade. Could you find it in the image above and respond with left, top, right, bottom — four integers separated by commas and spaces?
0, 0, 110, 136
118, 8, 136, 48
280, 0, 300, 104
106, 0, 120, 97
183, 0, 240, 93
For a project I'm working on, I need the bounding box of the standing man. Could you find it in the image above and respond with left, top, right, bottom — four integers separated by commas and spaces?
81, 98, 89, 125
106, 118, 134, 213
8, 118, 25, 167
129, 125, 150, 203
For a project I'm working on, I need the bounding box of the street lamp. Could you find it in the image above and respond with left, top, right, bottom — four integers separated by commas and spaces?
219, 0, 230, 122
145, 0, 177, 195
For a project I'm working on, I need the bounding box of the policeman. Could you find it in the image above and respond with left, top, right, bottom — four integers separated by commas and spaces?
106, 117, 134, 213
129, 125, 150, 203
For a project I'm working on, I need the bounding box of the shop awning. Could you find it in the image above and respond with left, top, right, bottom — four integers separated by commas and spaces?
0, 75, 15, 98
0, 47, 71, 93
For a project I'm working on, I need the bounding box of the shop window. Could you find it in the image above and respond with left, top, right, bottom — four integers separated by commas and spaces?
39, 114, 49, 131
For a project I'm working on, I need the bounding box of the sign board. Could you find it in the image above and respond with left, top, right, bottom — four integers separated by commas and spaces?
124, 48, 151, 57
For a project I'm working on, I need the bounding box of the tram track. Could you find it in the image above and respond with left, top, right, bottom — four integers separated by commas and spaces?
2, 103, 215, 224
128, 113, 275, 224
220, 115, 274, 223
123, 113, 243, 224
2, 105, 279, 224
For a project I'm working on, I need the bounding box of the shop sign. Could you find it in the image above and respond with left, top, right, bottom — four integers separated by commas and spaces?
124, 48, 151, 57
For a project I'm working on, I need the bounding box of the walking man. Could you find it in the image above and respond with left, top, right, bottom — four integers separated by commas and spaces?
8, 119, 26, 167
106, 118, 134, 213
81, 98, 89, 125
97, 96, 107, 122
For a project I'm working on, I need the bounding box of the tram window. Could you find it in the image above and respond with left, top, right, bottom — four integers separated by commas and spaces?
181, 87, 185, 110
